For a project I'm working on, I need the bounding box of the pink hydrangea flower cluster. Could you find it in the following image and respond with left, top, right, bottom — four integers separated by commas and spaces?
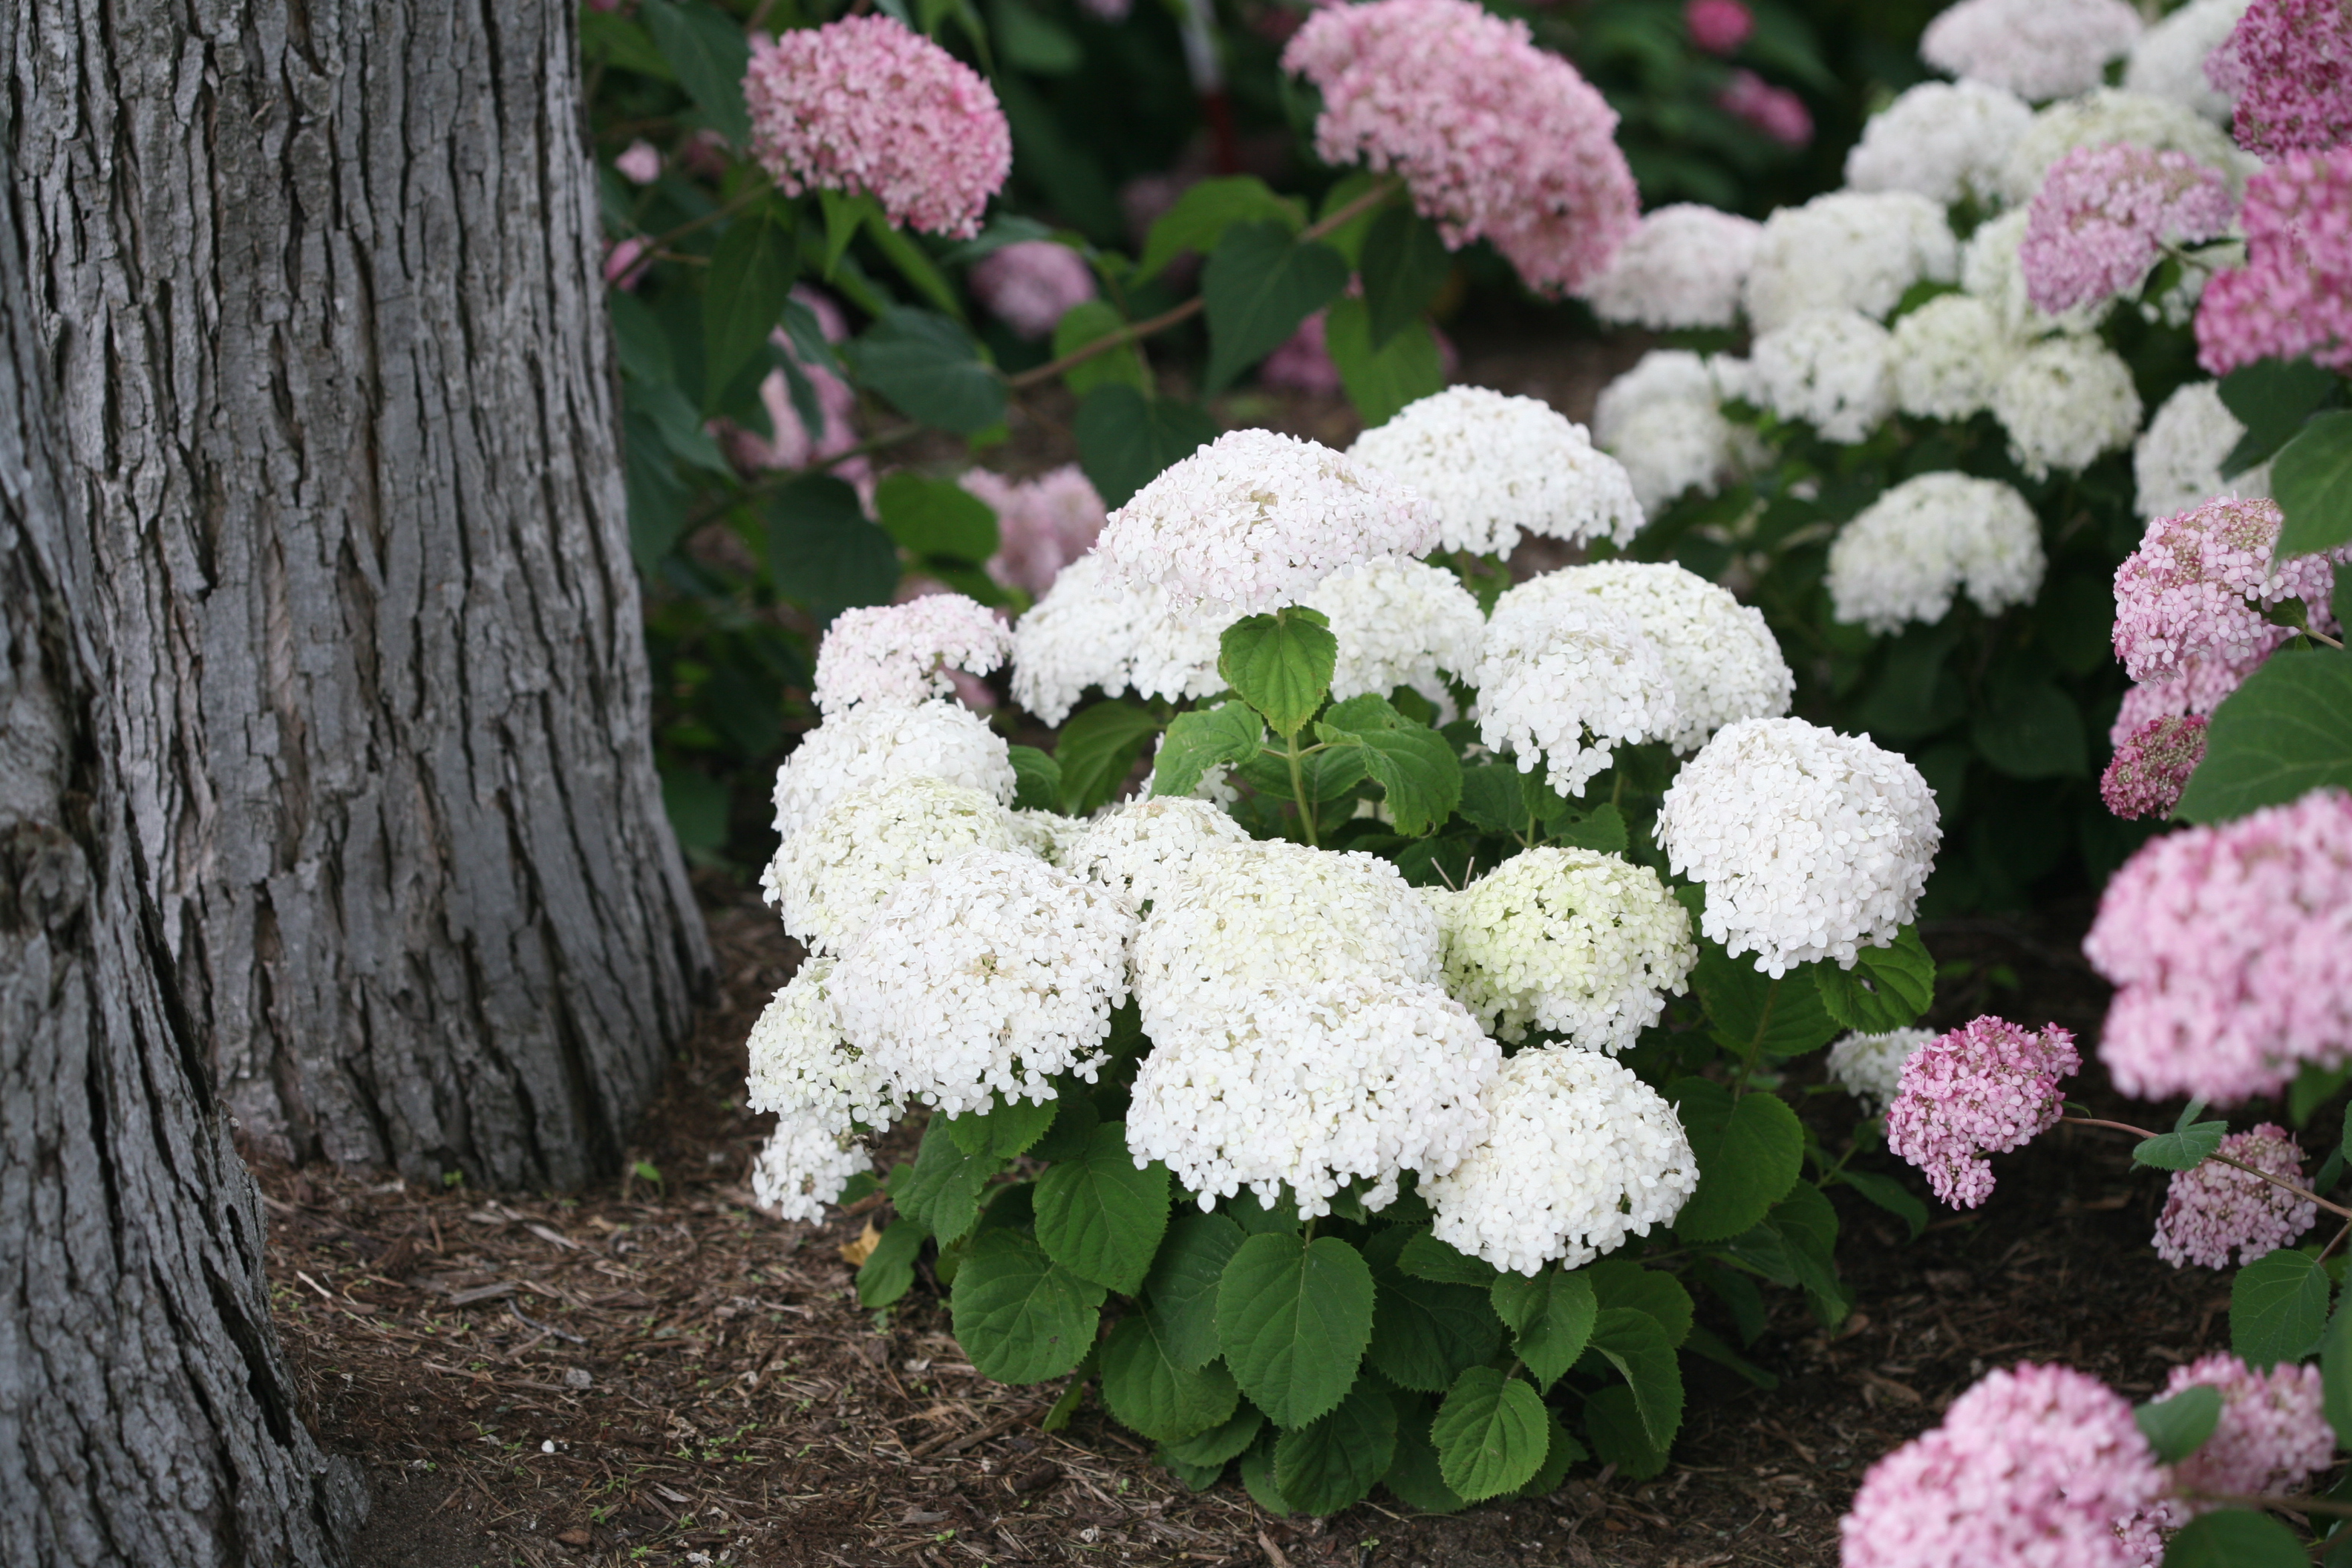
808, 593, 1013, 716
2020, 145, 2238, 315
2111, 650, 2269, 742
2153, 1126, 2316, 1267
2161, 1353, 2335, 1503
2087, 789, 2352, 1102
1719, 70, 1814, 148
1260, 310, 1346, 396
1685, 0, 1754, 54
615, 140, 663, 185
2208, 0, 2352, 160
1885, 1017, 2080, 1209
2111, 497, 2344, 685
743, 16, 1012, 239
958, 464, 1107, 598
968, 241, 1096, 339
1839, 1363, 2166, 1568
727, 289, 866, 482
1281, 0, 1639, 296
2100, 713, 2209, 820
2197, 146, 2352, 375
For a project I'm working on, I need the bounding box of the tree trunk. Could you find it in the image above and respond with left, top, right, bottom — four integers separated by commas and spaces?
4, 0, 713, 1188
0, 138, 362, 1568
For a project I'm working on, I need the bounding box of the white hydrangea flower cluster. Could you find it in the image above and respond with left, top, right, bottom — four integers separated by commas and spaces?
810, 593, 1012, 715
1742, 192, 1960, 334
1436, 849, 1699, 1050
1347, 387, 1644, 558
1494, 564, 1792, 754
1753, 310, 1896, 443
1843, 80, 2034, 206
1655, 717, 1942, 976
750, 1114, 869, 1224
832, 850, 1134, 1116
1302, 556, 1486, 703
771, 700, 1016, 843
1579, 204, 1764, 330
1065, 796, 1250, 910
1920, 0, 2142, 104
744, 958, 896, 1133
1009, 555, 1226, 726
1009, 808, 1091, 866
1592, 352, 1744, 515
1826, 1028, 1938, 1114
1997, 89, 2252, 205
1890, 294, 2021, 422
1475, 595, 1682, 798
761, 775, 1022, 954
2135, 382, 2270, 522
1424, 1047, 1700, 1275
1992, 336, 2145, 478
1961, 208, 2113, 340
1826, 473, 2048, 633
1096, 428, 1435, 615
2123, 0, 2251, 123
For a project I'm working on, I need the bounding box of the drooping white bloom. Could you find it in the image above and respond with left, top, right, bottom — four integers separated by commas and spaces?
1742, 192, 1959, 335
771, 700, 1016, 843
1008, 808, 1091, 866
1843, 80, 2036, 206
2123, 0, 2252, 123
750, 1112, 869, 1224
1096, 428, 1436, 615
1474, 595, 1681, 799
1008, 554, 1231, 726
1654, 717, 1942, 976
2135, 381, 2270, 522
832, 849, 1134, 1116
811, 593, 1012, 716
1302, 555, 1486, 702
745, 958, 896, 1133
1493, 564, 1792, 753
1826, 472, 2048, 633
1890, 293, 2022, 422
1347, 387, 1644, 558
1424, 1046, 1699, 1275
1065, 795, 1251, 910
1997, 89, 2253, 206
1579, 204, 1765, 330
1827, 1028, 1938, 1114
1961, 208, 2112, 340
1753, 310, 1897, 443
1436, 849, 1698, 1050
1992, 336, 2145, 478
1920, 0, 2143, 104
1592, 351, 1742, 514
761, 775, 1022, 954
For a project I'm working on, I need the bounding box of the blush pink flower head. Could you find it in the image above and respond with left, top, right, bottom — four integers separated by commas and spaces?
810, 593, 1013, 716
2111, 497, 2345, 685
1884, 1017, 2079, 1209
1685, 0, 1754, 54
2209, 0, 2352, 160
958, 464, 1107, 598
744, 16, 1012, 239
969, 241, 1097, 339
2153, 1126, 2316, 1268
1282, 0, 1639, 297
2160, 1354, 2334, 1505
2196, 146, 2352, 375
2088, 789, 2352, 1103
2021, 145, 2238, 315
1719, 70, 1813, 148
615, 140, 663, 185
2101, 713, 2208, 821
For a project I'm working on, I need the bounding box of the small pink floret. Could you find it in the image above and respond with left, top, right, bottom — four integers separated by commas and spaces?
1719, 69, 1813, 148
1884, 1017, 2079, 1209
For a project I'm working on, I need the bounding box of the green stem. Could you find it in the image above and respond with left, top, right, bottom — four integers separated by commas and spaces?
1287, 729, 1319, 848
2060, 1117, 2352, 1219
1729, 979, 1777, 1098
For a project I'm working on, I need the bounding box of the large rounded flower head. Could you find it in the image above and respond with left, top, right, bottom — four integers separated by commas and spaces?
1494, 564, 1793, 753
1096, 428, 1435, 616
2212, 0, 2352, 158
2021, 145, 2239, 316
968, 241, 1095, 339
1826, 472, 2047, 635
1435, 848, 1697, 1050
762, 775, 1023, 954
750, 1113, 870, 1224
2161, 1354, 2334, 1503
2197, 146, 2352, 377
1281, 0, 1638, 297
1838, 1362, 2166, 1568
771, 699, 1015, 845
1424, 1046, 1699, 1275
1843, 80, 2035, 206
811, 594, 1013, 716
2101, 713, 2209, 821
1592, 351, 1742, 514
1992, 336, 2144, 479
1753, 310, 1896, 444
1885, 1017, 2080, 1208
2135, 382, 2267, 523
1656, 718, 1941, 976
1126, 974, 1499, 1218
2112, 497, 2344, 682
1742, 192, 1959, 335
1921, 0, 2144, 103
2126, 0, 2254, 123
1579, 204, 1763, 330
1827, 1028, 1936, 1116
2154, 1126, 2316, 1268
2086, 789, 2352, 1102
1475, 595, 1681, 799
1007, 554, 1227, 726
1999, 89, 2252, 207
1964, 208, 2114, 340
743, 16, 1010, 239
1065, 795, 1251, 911
744, 958, 896, 1135
1348, 387, 1644, 558
1301, 555, 1486, 702
1889, 295, 2020, 423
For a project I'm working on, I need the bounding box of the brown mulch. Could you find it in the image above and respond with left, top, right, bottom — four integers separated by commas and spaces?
260, 885, 2241, 1568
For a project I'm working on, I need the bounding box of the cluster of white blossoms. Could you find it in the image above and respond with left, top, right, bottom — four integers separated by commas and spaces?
1433, 849, 1698, 1050
2135, 382, 2268, 523
1889, 294, 2019, 422
1009, 555, 1226, 725
2121, 0, 2250, 124
1742, 192, 1959, 334
1010, 807, 1090, 866
809, 593, 1012, 714
1990, 336, 2145, 478
1919, 0, 2141, 105
1301, 556, 1486, 703
1843, 80, 2033, 207
1656, 718, 1941, 976
1753, 310, 1896, 443
1348, 386, 1644, 558
751, 1114, 870, 1224
1591, 351, 1745, 514
1424, 1048, 1701, 1275
762, 775, 1022, 954
744, 957, 895, 1133
770, 699, 1015, 843
1064, 795, 1250, 910
1826, 1028, 1938, 1115
1579, 204, 1764, 330
1826, 473, 2048, 634
1998, 90, 2250, 207
1475, 595, 1681, 799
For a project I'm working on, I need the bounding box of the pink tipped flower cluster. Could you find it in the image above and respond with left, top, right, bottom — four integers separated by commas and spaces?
1685, 0, 1754, 54
1839, 1363, 2165, 1568
1281, 0, 1639, 296
729, 288, 866, 480
2087, 790, 2352, 1102
1885, 1017, 2080, 1209
2111, 497, 2345, 685
2153, 1126, 2316, 1267
968, 241, 1096, 339
958, 464, 1107, 598
2197, 146, 2352, 375
2020, 145, 2238, 315
2208, 0, 2352, 160
744, 16, 1012, 239
2100, 713, 2208, 821
1718, 70, 1814, 148
809, 593, 1013, 716
2161, 1354, 2335, 1503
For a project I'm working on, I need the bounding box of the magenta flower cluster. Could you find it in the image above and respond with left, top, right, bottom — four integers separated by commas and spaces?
2087, 790, 2352, 1102
2111, 497, 2343, 686
1281, 0, 1639, 297
2209, 0, 2352, 160
1884, 1017, 2080, 1209
958, 464, 1107, 598
2100, 713, 2208, 821
2020, 145, 2237, 315
969, 241, 1097, 340
2161, 1354, 2335, 1505
2153, 1126, 2316, 1268
1685, 0, 1754, 54
744, 16, 1012, 239
2197, 146, 2352, 376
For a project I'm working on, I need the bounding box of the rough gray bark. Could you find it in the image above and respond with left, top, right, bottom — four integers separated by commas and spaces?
5, 0, 712, 1188
0, 137, 362, 1568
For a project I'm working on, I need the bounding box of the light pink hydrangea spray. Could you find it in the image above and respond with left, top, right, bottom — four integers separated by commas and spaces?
2101, 713, 2209, 821
957, 465, 1107, 598
2020, 145, 2238, 315
1884, 1016, 2080, 1208
969, 241, 1097, 339
2160, 1354, 2336, 1506
2208, 0, 2352, 160
2197, 146, 2352, 376
2153, 1126, 2316, 1267
2111, 497, 2345, 686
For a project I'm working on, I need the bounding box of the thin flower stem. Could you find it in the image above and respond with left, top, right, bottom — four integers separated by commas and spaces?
2181, 1488, 2352, 1519
1286, 728, 1319, 848
2320, 1221, 2350, 1264
2060, 1117, 2352, 1219
615, 177, 776, 286
2309, 626, 2345, 650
